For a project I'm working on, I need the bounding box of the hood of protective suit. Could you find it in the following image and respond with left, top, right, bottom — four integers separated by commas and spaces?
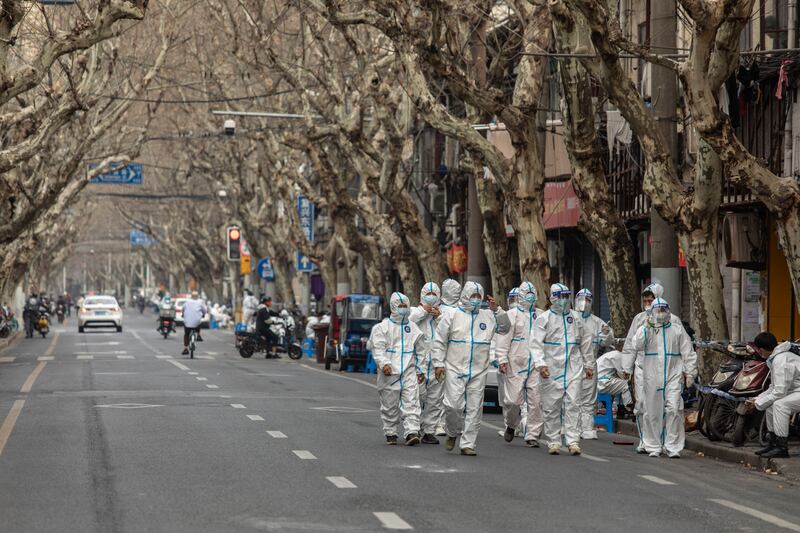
389, 292, 411, 323
459, 281, 485, 313
517, 281, 538, 311
549, 283, 572, 315
642, 281, 664, 311
441, 279, 462, 306
420, 281, 441, 307
575, 288, 593, 318
647, 297, 671, 327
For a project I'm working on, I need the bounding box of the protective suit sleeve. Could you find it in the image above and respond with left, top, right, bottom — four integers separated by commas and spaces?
599, 319, 614, 348
494, 312, 514, 367
414, 330, 427, 374
431, 310, 454, 368
579, 317, 594, 368
371, 323, 390, 370
756, 354, 786, 410
494, 308, 511, 335
625, 327, 646, 375
679, 327, 698, 380
530, 315, 548, 369
621, 316, 640, 374
408, 306, 427, 324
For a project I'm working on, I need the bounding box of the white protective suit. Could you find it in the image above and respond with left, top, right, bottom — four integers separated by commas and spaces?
432, 281, 511, 450
625, 299, 697, 455
596, 350, 633, 406
242, 293, 258, 326
575, 290, 614, 439
371, 293, 426, 439
439, 279, 461, 319
529, 284, 594, 448
755, 342, 800, 437
409, 282, 445, 436
495, 281, 544, 441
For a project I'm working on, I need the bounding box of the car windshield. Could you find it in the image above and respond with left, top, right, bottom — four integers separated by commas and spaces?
349, 302, 380, 320
84, 297, 117, 306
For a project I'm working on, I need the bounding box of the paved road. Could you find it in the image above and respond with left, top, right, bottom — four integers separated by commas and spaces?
1, 313, 798, 532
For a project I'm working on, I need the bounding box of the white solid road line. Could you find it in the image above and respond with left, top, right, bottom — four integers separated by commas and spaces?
231, 404, 246, 409
196, 377, 208, 381
247, 415, 264, 421
326, 476, 357, 489
195, 355, 215, 360
76, 355, 93, 360
0, 357, 15, 363
708, 498, 800, 532
292, 450, 316, 459
206, 384, 219, 389
266, 431, 287, 438
155, 355, 171, 359
639, 475, 676, 486
165, 358, 191, 371
373, 512, 413, 530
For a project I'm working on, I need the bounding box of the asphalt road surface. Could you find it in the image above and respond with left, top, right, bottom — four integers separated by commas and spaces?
1, 313, 799, 532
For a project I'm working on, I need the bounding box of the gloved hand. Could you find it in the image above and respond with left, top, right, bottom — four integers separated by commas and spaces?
417, 373, 425, 384
684, 373, 695, 388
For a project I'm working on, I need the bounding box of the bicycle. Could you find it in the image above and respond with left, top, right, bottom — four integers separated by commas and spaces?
188, 329, 197, 359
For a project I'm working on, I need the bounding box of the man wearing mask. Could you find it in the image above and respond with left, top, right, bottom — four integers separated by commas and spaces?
242, 290, 258, 328
409, 282, 444, 444
530, 284, 594, 456
496, 282, 544, 447
625, 298, 697, 458
574, 289, 614, 440
432, 282, 511, 456
439, 279, 461, 318
370, 292, 426, 446
750, 333, 800, 458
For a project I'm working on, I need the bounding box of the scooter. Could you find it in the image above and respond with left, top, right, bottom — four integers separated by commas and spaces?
709, 351, 771, 446
237, 317, 302, 360
56, 303, 65, 324
34, 308, 50, 338
695, 340, 752, 440
157, 316, 176, 339
0, 305, 14, 338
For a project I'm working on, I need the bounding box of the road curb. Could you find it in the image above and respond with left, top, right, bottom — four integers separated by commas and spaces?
614, 419, 800, 481
0, 331, 21, 353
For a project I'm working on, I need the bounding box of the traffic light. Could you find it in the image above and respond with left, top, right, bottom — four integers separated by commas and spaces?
227, 226, 241, 261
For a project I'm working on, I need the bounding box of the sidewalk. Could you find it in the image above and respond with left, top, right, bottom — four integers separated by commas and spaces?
615, 418, 800, 482
0, 331, 21, 352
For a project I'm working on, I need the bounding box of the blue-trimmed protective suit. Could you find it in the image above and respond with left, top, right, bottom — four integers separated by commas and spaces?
409, 282, 445, 436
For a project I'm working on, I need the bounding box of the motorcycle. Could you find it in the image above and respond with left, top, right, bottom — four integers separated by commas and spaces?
0, 305, 16, 338
708, 350, 771, 446
56, 303, 66, 324
695, 340, 753, 440
237, 317, 302, 359
34, 307, 50, 338
157, 316, 176, 339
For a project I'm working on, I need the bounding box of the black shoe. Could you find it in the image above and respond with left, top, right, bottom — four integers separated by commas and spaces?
421, 434, 439, 445
762, 437, 790, 459
181, 348, 189, 355
197, 335, 203, 342
616, 405, 628, 420
405, 433, 420, 446
386, 435, 398, 445
504, 426, 515, 442
756, 432, 777, 455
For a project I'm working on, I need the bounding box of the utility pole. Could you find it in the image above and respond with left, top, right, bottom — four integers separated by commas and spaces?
649, 0, 681, 312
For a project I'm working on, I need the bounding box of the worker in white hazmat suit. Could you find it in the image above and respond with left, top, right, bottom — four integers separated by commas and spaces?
574, 289, 614, 440
624, 298, 697, 458
750, 333, 800, 459
439, 279, 461, 318
596, 350, 633, 412
370, 292, 426, 446
409, 282, 445, 444
496, 281, 545, 447
432, 281, 511, 456
530, 283, 594, 456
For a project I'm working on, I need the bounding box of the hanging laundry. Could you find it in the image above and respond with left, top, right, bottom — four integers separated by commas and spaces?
606, 109, 633, 156
776, 59, 792, 100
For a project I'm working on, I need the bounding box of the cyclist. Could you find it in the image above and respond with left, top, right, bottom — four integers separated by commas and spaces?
181, 291, 207, 355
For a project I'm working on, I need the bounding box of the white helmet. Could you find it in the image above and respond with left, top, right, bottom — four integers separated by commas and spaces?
549, 283, 572, 315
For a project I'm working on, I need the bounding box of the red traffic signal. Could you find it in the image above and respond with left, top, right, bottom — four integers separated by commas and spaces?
227, 226, 241, 261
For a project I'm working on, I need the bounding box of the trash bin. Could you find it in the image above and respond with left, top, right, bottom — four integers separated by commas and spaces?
312, 323, 330, 364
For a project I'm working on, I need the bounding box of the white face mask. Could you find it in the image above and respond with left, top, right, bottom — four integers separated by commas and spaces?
395, 306, 410, 317
422, 294, 438, 306
575, 297, 591, 314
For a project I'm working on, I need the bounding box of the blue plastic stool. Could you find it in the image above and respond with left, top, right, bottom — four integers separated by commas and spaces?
301, 339, 315, 359
594, 393, 615, 434
365, 351, 377, 374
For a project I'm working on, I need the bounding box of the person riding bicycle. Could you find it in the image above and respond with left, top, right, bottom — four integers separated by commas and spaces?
181, 291, 207, 355
255, 296, 280, 357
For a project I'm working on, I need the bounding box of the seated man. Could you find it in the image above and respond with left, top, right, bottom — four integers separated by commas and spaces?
256, 296, 280, 357
750, 332, 800, 458
596, 350, 633, 419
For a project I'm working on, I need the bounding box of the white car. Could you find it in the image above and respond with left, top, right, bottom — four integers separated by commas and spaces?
174, 298, 210, 328
78, 296, 123, 333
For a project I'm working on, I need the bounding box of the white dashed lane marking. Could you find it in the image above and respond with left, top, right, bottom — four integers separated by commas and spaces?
206, 384, 219, 389
266, 431, 287, 438
165, 359, 191, 371
639, 475, 676, 486
196, 377, 208, 381
581, 453, 609, 463
37, 357, 54, 361
708, 498, 800, 532
246, 415, 264, 421
373, 512, 413, 530
326, 476, 356, 489
292, 450, 316, 460
231, 404, 246, 409
76, 355, 93, 360
0, 357, 15, 363
188, 372, 199, 375
117, 355, 134, 359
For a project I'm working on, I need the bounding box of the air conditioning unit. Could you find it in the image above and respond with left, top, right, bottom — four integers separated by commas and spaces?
637, 230, 651, 265
723, 212, 766, 269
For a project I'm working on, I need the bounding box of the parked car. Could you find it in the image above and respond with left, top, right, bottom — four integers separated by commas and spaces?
78, 296, 123, 333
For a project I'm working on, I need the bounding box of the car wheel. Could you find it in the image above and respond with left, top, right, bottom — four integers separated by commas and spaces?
116, 325, 122, 332
78, 326, 84, 333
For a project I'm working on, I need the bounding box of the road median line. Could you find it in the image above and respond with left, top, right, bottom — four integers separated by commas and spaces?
0, 400, 26, 456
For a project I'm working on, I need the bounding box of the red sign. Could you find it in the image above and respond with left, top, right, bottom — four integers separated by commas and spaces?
543, 180, 581, 230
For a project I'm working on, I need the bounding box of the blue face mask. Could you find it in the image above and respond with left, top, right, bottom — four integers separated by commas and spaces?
468, 298, 482, 310
395, 306, 410, 316
422, 294, 438, 306
523, 294, 536, 303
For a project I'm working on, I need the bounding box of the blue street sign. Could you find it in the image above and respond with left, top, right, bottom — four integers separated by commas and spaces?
89, 163, 143, 184
257, 258, 275, 281
129, 229, 156, 246
297, 195, 314, 241
297, 252, 314, 273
